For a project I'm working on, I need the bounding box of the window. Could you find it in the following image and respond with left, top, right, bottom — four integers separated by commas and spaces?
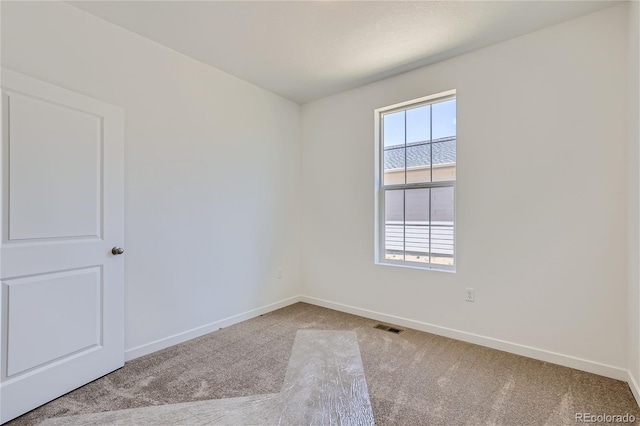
375, 91, 456, 271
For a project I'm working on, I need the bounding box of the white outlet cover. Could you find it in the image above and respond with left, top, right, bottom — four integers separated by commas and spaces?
465, 288, 475, 302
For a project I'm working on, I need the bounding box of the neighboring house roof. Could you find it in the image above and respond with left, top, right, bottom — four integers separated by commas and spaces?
384, 136, 456, 170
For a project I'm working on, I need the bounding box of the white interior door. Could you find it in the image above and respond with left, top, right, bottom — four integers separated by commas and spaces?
0, 70, 124, 424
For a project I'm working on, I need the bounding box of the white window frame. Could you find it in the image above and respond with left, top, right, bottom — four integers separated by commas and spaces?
374, 90, 456, 272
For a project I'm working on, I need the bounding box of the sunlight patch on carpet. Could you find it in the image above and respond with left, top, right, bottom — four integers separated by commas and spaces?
40, 330, 374, 425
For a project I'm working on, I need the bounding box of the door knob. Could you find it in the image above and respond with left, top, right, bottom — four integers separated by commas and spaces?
112, 247, 124, 255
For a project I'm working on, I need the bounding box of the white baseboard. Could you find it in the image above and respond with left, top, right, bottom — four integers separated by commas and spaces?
122, 293, 636, 402
300, 296, 629, 382
124, 295, 302, 361
628, 371, 640, 407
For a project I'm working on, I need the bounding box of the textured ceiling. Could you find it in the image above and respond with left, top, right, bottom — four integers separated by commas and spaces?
69, 1, 620, 104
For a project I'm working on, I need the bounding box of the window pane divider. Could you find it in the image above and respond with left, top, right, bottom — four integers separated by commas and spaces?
382, 181, 455, 191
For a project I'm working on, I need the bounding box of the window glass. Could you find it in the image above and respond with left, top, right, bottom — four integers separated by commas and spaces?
377, 93, 456, 270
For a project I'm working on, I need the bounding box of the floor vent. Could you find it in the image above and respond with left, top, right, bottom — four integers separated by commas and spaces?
374, 324, 404, 334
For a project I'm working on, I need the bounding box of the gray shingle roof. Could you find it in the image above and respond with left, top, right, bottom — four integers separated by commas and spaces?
384, 136, 456, 170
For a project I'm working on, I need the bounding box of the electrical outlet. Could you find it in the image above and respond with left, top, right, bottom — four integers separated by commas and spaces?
465, 288, 475, 302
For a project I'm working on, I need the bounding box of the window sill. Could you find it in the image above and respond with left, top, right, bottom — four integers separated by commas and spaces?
375, 260, 456, 273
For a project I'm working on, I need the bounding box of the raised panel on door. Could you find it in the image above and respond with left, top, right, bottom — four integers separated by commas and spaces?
5, 267, 102, 377
7, 93, 103, 241
0, 70, 124, 424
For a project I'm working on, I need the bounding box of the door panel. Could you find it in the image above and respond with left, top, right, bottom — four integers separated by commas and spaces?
6, 267, 101, 377
8, 93, 102, 241
0, 70, 124, 424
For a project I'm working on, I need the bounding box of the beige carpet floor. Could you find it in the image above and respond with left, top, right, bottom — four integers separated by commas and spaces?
39, 331, 374, 425
7, 302, 640, 425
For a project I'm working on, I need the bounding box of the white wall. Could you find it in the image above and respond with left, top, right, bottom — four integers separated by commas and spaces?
1, 1, 302, 355
1, 0, 635, 384
628, 0, 640, 395
302, 5, 629, 377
